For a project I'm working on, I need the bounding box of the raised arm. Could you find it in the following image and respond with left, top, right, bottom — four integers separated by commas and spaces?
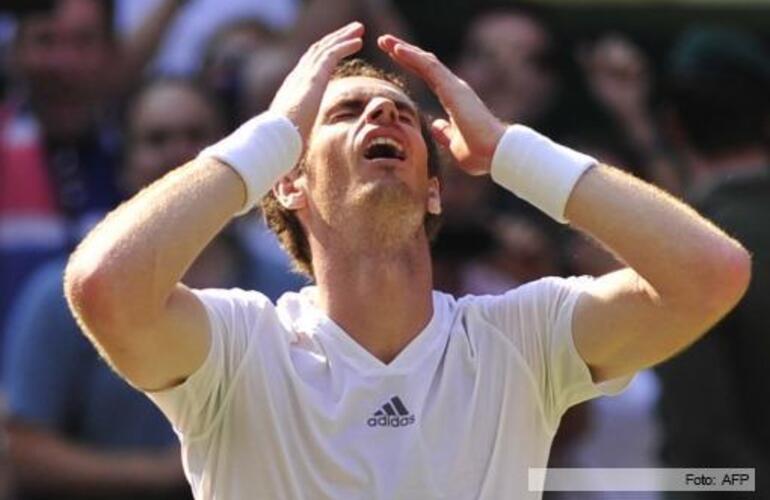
110, 0, 187, 97
64, 23, 365, 391
378, 34, 751, 382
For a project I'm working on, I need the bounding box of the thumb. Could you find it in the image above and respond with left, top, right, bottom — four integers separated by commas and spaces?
430, 118, 452, 148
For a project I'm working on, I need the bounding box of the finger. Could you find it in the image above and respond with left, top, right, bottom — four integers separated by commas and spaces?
377, 34, 452, 86
323, 38, 364, 67
378, 34, 416, 54
378, 34, 401, 53
430, 119, 452, 148
392, 43, 451, 91
316, 21, 365, 51
382, 43, 422, 75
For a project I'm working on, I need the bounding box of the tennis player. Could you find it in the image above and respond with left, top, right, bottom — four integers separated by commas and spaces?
65, 22, 750, 499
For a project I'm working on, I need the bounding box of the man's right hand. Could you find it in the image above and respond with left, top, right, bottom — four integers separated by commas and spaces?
270, 22, 364, 142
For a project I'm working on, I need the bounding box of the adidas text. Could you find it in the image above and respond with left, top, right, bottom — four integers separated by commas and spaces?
367, 414, 415, 427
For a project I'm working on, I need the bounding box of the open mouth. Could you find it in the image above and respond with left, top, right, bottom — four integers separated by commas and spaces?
363, 136, 406, 161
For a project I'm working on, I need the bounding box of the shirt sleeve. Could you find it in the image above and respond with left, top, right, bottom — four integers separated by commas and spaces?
146, 288, 270, 440
473, 276, 634, 429
2, 261, 90, 430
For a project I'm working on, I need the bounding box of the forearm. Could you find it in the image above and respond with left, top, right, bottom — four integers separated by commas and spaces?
8, 423, 183, 495
489, 125, 749, 377
561, 164, 750, 377
565, 164, 747, 308
66, 158, 243, 329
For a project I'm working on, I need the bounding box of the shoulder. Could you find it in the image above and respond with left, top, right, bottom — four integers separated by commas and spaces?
439, 276, 595, 348
191, 286, 323, 343
192, 286, 274, 308
456, 276, 596, 313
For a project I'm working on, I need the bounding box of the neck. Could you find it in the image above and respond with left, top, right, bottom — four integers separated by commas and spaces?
310, 228, 434, 364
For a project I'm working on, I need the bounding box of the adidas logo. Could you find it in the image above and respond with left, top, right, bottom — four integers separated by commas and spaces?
367, 396, 415, 428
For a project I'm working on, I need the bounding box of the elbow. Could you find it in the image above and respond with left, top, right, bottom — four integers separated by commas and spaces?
698, 242, 752, 319
64, 252, 123, 337
731, 245, 752, 301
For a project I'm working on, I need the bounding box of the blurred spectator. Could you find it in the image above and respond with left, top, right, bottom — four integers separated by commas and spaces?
0, 77, 239, 500
657, 27, 770, 499
578, 34, 682, 193
546, 371, 663, 500
0, 0, 184, 346
122, 78, 224, 191
117, 0, 298, 75
200, 18, 279, 127
0, 0, 122, 341
432, 223, 496, 295
455, 6, 559, 128
485, 214, 561, 286
450, 5, 572, 263
1, 77, 241, 500
2, 258, 191, 500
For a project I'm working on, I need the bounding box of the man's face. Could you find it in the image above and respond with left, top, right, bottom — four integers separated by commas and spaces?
126, 84, 221, 195
14, 0, 112, 107
456, 13, 556, 124
296, 76, 439, 244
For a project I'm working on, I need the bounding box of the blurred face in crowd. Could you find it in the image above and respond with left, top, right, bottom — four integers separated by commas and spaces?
456, 11, 557, 124
125, 82, 222, 194
295, 76, 440, 249
13, 0, 113, 138
201, 22, 275, 96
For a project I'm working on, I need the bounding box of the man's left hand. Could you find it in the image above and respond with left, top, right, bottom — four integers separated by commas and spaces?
378, 34, 505, 175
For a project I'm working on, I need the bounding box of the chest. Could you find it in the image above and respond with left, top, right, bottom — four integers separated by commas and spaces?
216, 324, 551, 498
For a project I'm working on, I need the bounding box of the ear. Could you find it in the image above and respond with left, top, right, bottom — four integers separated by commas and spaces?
427, 177, 442, 215
273, 170, 307, 210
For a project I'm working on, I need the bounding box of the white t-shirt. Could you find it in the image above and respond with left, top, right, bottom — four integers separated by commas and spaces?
148, 276, 632, 499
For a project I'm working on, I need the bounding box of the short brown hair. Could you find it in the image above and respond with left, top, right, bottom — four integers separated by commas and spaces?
261, 58, 443, 279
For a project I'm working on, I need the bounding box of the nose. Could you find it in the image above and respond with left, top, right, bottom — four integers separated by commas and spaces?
364, 97, 398, 125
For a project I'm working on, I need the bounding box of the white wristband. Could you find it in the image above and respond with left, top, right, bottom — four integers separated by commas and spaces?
490, 124, 596, 223
198, 111, 303, 215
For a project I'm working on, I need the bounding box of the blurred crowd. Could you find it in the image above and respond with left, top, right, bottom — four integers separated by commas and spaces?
0, 1, 768, 499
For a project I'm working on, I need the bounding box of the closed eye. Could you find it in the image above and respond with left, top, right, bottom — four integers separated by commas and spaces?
395, 103, 418, 127
331, 111, 357, 122
327, 98, 365, 123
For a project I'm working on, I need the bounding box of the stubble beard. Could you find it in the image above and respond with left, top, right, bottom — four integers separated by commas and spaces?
338, 178, 426, 254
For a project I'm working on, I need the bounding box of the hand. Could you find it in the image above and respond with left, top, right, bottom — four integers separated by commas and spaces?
378, 34, 505, 175
270, 22, 365, 142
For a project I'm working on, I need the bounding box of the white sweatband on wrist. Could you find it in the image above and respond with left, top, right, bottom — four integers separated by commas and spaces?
490, 124, 597, 223
198, 111, 302, 215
